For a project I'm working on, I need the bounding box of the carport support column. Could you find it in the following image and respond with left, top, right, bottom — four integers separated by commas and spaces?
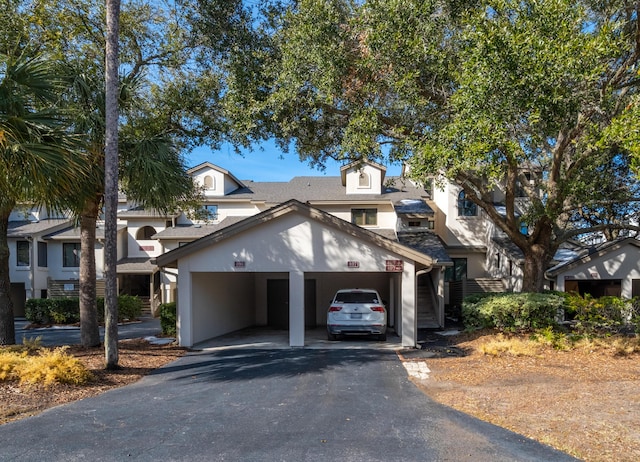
289, 270, 305, 347
177, 262, 193, 348
401, 262, 417, 348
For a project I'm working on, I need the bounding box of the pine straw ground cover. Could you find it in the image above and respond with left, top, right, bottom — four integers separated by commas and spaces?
409, 330, 640, 462
1, 332, 639, 462
0, 339, 186, 425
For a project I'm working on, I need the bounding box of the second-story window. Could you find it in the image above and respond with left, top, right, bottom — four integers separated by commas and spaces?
351, 208, 377, 226
63, 243, 81, 267
136, 226, 157, 240
204, 205, 218, 220
445, 258, 467, 282
38, 241, 47, 267
16, 241, 29, 267
457, 190, 478, 217
203, 175, 214, 189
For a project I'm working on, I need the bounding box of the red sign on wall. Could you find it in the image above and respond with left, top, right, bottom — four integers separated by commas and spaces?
386, 260, 403, 272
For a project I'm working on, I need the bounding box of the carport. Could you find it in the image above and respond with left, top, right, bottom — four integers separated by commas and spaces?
156, 200, 444, 348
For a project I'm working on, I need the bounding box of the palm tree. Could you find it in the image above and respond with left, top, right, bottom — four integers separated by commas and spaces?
0, 52, 87, 345
65, 65, 197, 352
104, 0, 120, 367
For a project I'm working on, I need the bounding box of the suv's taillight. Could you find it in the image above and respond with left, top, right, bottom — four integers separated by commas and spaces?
329, 306, 342, 312
370, 306, 385, 312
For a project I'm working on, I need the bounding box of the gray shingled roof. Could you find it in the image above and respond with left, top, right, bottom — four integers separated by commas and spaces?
223, 176, 429, 204
492, 236, 525, 262
116, 257, 156, 274
152, 217, 246, 239
8, 219, 72, 238
397, 232, 452, 264
45, 224, 127, 240
394, 198, 434, 216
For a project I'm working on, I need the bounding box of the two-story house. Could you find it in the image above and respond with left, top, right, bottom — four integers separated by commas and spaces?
11, 158, 637, 347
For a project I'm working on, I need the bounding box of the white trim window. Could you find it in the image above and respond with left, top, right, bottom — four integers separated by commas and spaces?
63, 243, 81, 267
16, 240, 30, 267
351, 208, 377, 226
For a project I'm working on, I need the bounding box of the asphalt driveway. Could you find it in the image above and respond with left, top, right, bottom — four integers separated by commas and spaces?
0, 347, 576, 461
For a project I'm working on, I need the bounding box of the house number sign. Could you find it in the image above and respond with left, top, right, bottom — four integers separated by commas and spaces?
347, 261, 360, 268
386, 260, 403, 272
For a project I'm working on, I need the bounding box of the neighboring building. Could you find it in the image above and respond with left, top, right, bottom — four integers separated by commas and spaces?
546, 237, 640, 298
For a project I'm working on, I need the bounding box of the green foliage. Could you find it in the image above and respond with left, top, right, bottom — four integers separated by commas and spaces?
26, 296, 143, 325
564, 293, 640, 334
462, 292, 565, 331
529, 326, 577, 351
25, 298, 80, 324
159, 302, 177, 337
115, 295, 143, 321
216, 0, 640, 291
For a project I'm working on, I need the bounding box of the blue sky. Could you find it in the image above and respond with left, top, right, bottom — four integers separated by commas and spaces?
186, 141, 403, 182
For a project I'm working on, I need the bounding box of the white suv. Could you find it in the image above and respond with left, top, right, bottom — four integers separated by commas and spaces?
326, 289, 387, 341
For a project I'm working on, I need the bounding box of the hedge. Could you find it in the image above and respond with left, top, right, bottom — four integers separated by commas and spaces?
462, 292, 565, 331
462, 291, 640, 334
25, 295, 143, 325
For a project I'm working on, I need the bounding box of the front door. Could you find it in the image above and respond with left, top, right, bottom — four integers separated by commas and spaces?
267, 279, 289, 329
305, 279, 316, 328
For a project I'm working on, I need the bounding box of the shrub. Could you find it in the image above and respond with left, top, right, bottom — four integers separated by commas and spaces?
159, 302, 177, 336
98, 295, 143, 323
462, 292, 564, 331
25, 299, 51, 324
0, 346, 93, 386
26, 295, 143, 326
565, 293, 638, 334
49, 298, 80, 324
25, 298, 79, 324
117, 295, 143, 321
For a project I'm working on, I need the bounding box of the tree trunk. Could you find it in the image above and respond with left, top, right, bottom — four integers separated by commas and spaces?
104, 0, 121, 369
0, 205, 16, 345
80, 197, 101, 347
521, 244, 553, 293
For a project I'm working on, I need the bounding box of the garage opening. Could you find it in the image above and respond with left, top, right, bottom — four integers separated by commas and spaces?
565, 279, 622, 298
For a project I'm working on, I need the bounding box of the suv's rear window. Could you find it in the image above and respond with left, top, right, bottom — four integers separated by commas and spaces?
334, 292, 380, 303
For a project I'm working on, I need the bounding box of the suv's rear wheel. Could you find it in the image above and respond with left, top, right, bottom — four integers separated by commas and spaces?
378, 333, 387, 341
327, 332, 338, 341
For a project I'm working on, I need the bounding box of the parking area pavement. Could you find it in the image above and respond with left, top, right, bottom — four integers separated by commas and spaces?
0, 345, 577, 462
13, 317, 164, 347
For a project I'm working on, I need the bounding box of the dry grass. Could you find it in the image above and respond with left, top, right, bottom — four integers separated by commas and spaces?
413, 330, 640, 462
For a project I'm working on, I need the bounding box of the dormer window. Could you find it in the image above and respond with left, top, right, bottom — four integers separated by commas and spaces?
203, 175, 214, 189
358, 172, 370, 189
